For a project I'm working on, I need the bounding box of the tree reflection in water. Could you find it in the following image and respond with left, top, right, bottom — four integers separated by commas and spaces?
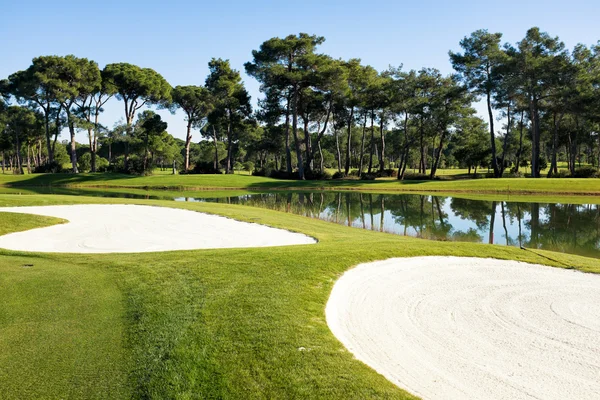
178, 192, 600, 259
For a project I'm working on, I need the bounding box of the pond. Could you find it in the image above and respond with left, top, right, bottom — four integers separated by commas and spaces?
2, 188, 599, 258
175, 192, 600, 259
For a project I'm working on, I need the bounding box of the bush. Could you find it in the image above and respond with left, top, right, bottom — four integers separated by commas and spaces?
360, 172, 377, 180
305, 170, 332, 180
252, 167, 270, 177
96, 157, 109, 172
377, 168, 398, 178
78, 153, 92, 172
34, 161, 64, 173
503, 171, 524, 178
348, 169, 361, 177
332, 171, 345, 179
233, 161, 243, 171
192, 161, 222, 174
242, 161, 255, 172
572, 167, 598, 178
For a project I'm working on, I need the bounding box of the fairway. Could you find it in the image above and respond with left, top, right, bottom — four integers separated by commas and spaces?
1, 194, 600, 399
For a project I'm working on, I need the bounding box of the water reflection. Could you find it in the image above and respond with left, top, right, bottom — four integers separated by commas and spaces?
176, 192, 600, 259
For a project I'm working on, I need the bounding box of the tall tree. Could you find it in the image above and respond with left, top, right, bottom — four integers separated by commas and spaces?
172, 85, 213, 170
511, 28, 567, 177
245, 33, 325, 179
103, 63, 171, 169
450, 30, 504, 177
206, 58, 251, 174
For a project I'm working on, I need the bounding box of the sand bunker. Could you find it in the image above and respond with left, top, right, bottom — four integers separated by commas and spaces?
326, 256, 600, 400
0, 204, 316, 253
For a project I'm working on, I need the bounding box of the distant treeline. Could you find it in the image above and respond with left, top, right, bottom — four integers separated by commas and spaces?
1, 28, 599, 179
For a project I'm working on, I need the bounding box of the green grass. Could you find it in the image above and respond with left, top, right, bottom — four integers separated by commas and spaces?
2, 171, 600, 197
0, 212, 66, 235
1, 195, 600, 399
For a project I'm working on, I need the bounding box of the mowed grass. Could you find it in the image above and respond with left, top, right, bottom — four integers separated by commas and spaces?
2, 171, 600, 196
0, 212, 66, 235
1, 195, 600, 399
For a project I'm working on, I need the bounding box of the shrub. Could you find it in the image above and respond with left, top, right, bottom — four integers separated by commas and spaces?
360, 172, 377, 180
96, 157, 109, 172
233, 161, 243, 171
402, 172, 430, 180
192, 161, 222, 174
305, 170, 332, 180
332, 171, 345, 179
348, 169, 361, 177
78, 153, 92, 172
377, 168, 398, 178
242, 161, 255, 172
572, 167, 598, 178
34, 161, 64, 173
503, 171, 524, 178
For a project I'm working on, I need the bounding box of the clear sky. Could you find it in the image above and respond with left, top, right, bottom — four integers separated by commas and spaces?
1, 0, 599, 143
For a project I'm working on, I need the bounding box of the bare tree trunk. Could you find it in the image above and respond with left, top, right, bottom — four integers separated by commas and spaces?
500, 102, 511, 177
303, 117, 313, 175
430, 130, 446, 179
529, 98, 541, 178
487, 90, 499, 177
67, 109, 79, 174
212, 126, 219, 172
292, 88, 304, 179
284, 94, 292, 174
185, 119, 193, 171
345, 107, 354, 175
26, 143, 32, 174
225, 113, 233, 174
368, 110, 375, 173
379, 111, 386, 172
335, 128, 342, 173
515, 111, 525, 173
359, 114, 367, 173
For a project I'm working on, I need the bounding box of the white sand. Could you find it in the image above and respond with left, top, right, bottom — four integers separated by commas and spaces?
326, 256, 600, 400
0, 204, 316, 253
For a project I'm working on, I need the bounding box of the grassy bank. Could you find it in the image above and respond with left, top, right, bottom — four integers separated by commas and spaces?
2, 172, 600, 197
1, 195, 600, 399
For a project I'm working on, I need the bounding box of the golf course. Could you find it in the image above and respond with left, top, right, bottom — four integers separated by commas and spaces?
1, 173, 600, 399
2, 2, 600, 396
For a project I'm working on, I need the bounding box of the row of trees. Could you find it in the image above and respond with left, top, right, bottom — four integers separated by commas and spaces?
2, 28, 599, 178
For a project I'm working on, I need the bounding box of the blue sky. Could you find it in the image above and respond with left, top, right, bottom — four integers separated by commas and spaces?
2, 0, 599, 143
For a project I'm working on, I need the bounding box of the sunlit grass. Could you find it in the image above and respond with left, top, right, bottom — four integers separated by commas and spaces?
1, 194, 599, 398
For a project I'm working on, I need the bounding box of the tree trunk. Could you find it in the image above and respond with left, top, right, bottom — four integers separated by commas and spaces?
515, 111, 524, 173
284, 94, 292, 174
487, 91, 499, 177
44, 112, 53, 163
212, 126, 219, 172
303, 117, 312, 175
359, 114, 367, 173
430, 130, 446, 179
225, 113, 233, 174
335, 128, 342, 172
185, 119, 193, 171
500, 103, 511, 177
379, 111, 386, 172
345, 107, 354, 175
529, 98, 541, 178
26, 143, 32, 174
419, 117, 426, 174
67, 110, 79, 174
368, 110, 375, 173
548, 111, 563, 177
292, 88, 304, 179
